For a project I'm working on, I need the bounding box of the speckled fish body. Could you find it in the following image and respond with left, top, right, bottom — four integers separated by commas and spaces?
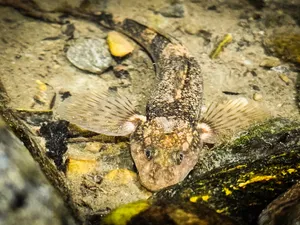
107, 18, 203, 191
58, 15, 267, 192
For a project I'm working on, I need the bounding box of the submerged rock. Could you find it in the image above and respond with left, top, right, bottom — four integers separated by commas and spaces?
66, 37, 113, 74
158, 3, 185, 18
258, 183, 300, 225
264, 33, 300, 65
0, 118, 76, 225
259, 56, 281, 68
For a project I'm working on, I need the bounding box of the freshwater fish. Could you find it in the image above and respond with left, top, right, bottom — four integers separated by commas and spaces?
57, 16, 267, 191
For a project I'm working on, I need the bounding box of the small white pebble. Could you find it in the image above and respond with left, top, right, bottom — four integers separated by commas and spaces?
253, 92, 263, 101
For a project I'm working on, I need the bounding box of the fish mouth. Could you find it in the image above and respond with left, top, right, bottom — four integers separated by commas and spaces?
138, 164, 182, 191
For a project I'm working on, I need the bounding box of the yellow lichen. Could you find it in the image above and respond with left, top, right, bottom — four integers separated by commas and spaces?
238, 175, 276, 188
216, 207, 228, 213
201, 195, 210, 201
223, 187, 232, 196
222, 164, 247, 173
189, 196, 199, 203
189, 195, 210, 203
287, 168, 296, 174
236, 164, 247, 169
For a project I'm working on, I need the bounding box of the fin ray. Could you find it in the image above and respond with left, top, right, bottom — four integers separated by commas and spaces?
199, 98, 269, 140
56, 91, 145, 136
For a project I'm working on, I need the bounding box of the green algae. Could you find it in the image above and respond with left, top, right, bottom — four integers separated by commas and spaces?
264, 34, 300, 65
231, 118, 300, 147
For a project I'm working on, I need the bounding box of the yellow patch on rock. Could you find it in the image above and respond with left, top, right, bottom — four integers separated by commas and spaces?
201, 195, 210, 201
189, 194, 210, 203
238, 175, 276, 188
287, 168, 296, 174
107, 31, 134, 57
189, 196, 199, 203
223, 187, 232, 196
66, 156, 97, 177
216, 207, 228, 214
104, 169, 138, 184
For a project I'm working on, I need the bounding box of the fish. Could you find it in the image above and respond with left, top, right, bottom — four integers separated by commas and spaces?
57, 15, 268, 191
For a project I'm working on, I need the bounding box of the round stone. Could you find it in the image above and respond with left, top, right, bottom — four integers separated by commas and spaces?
66, 38, 113, 74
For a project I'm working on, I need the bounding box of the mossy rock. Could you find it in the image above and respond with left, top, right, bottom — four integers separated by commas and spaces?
102, 118, 300, 225
154, 118, 300, 225
264, 34, 300, 65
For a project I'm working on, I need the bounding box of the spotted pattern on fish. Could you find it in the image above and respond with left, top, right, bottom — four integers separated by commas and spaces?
101, 16, 203, 191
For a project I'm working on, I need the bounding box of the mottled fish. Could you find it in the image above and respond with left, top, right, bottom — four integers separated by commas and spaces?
57, 15, 267, 191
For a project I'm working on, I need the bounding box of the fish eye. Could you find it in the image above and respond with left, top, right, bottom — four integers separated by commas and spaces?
145, 147, 154, 160
176, 152, 184, 165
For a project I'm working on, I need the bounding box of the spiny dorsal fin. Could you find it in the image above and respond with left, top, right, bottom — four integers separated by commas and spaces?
56, 91, 146, 136
198, 98, 269, 142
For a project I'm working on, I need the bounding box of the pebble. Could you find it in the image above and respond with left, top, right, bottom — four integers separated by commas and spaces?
66, 37, 113, 74
113, 64, 130, 79
84, 142, 103, 152
279, 73, 290, 85
259, 56, 281, 68
66, 156, 97, 177
253, 92, 263, 101
184, 24, 198, 35
158, 3, 185, 18
107, 31, 134, 57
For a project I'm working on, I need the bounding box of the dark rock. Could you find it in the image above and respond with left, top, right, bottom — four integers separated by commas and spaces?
39, 120, 70, 170
154, 119, 300, 225
258, 183, 300, 225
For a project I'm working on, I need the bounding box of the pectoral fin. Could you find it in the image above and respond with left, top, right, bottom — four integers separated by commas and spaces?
198, 98, 269, 143
56, 91, 146, 136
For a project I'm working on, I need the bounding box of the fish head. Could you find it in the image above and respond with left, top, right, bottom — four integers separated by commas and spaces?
130, 116, 200, 191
